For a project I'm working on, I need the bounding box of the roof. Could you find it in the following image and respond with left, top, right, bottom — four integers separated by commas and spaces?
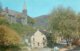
29, 29, 52, 38
4, 9, 27, 18
8, 9, 26, 17
37, 29, 51, 37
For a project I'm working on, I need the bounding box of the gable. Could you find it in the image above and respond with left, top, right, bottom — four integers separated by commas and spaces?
31, 30, 47, 40
31, 31, 47, 42
34, 30, 43, 36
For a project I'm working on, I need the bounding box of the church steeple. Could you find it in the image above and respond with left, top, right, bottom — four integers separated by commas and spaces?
23, 0, 26, 10
0, 2, 3, 13
22, 0, 27, 15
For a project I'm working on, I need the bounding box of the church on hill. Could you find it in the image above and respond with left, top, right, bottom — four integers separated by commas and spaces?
0, 1, 28, 25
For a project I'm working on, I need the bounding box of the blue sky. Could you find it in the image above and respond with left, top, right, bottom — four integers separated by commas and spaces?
0, 0, 80, 17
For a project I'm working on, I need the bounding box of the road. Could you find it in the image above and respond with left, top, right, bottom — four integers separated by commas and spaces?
32, 48, 68, 51
32, 48, 51, 51
59, 48, 68, 51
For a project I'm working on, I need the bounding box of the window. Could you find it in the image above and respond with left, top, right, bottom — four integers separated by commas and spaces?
33, 38, 35, 41
43, 37, 46, 46
16, 18, 21, 23
43, 42, 45, 46
32, 38, 35, 46
38, 42, 39, 46
43, 37, 45, 40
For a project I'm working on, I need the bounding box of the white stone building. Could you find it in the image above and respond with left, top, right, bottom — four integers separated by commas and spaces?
31, 30, 47, 48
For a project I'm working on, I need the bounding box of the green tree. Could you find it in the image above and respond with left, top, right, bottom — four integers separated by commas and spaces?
49, 6, 77, 46
0, 25, 21, 51
27, 16, 35, 26
0, 18, 9, 25
75, 13, 80, 38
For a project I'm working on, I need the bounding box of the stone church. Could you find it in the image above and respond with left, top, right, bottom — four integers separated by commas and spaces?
0, 2, 28, 25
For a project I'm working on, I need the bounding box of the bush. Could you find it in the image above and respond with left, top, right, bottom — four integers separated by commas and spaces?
0, 45, 21, 51
0, 25, 21, 51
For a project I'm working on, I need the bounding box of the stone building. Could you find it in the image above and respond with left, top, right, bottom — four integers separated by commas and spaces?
0, 1, 28, 25
31, 30, 47, 48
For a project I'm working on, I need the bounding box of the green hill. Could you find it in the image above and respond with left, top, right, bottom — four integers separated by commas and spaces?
0, 16, 36, 38
34, 15, 49, 29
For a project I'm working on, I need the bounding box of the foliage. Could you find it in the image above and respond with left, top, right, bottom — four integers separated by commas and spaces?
0, 11, 35, 51
49, 6, 80, 45
0, 25, 21, 46
0, 16, 35, 40
0, 25, 21, 51
27, 16, 35, 26
9, 23, 35, 37
34, 15, 49, 30
0, 18, 9, 25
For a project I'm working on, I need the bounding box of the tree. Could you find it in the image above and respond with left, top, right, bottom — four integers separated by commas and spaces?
76, 13, 80, 38
49, 6, 78, 46
27, 16, 35, 26
0, 25, 21, 51
0, 18, 9, 25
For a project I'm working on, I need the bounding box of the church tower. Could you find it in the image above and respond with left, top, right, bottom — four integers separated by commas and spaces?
0, 2, 3, 13
22, 0, 27, 15
22, 0, 28, 25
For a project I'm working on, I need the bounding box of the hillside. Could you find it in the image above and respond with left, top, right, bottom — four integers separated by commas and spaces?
34, 15, 49, 29
0, 15, 36, 38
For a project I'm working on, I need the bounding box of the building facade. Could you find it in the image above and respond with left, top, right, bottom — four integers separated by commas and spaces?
0, 2, 28, 25
31, 30, 47, 48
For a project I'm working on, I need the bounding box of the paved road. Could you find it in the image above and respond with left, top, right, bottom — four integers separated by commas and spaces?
32, 48, 68, 51
59, 48, 68, 51
33, 48, 51, 51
